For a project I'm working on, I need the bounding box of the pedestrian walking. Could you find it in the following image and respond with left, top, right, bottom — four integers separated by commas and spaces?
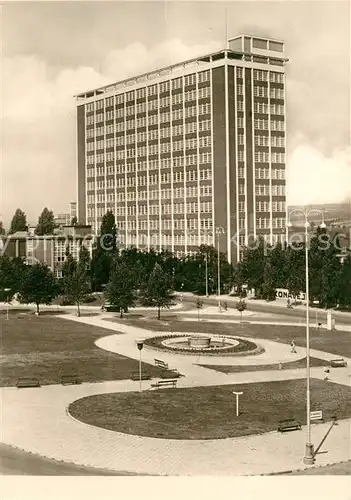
290, 340, 297, 354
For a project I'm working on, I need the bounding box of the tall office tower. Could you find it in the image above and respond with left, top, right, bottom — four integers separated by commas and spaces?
76, 34, 288, 262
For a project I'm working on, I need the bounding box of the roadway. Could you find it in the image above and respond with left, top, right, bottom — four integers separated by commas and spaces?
180, 295, 351, 328
0, 443, 138, 476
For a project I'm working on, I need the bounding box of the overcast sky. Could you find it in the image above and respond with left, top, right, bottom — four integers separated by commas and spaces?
2, 0, 350, 225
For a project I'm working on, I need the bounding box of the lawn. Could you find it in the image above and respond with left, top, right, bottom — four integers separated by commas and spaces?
68, 378, 351, 440
0, 314, 173, 387
200, 356, 327, 373
120, 317, 351, 358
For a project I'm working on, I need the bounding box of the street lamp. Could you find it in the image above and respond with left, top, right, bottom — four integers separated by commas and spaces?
287, 208, 326, 465
4, 288, 11, 321
205, 251, 209, 297
215, 227, 225, 309
136, 340, 144, 392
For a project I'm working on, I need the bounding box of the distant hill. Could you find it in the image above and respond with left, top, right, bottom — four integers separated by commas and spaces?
288, 201, 351, 227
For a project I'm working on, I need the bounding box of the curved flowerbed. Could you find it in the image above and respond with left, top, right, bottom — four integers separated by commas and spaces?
143, 334, 263, 356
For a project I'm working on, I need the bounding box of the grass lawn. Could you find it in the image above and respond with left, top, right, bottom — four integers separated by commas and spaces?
200, 357, 327, 373
121, 317, 351, 358
0, 314, 173, 387
68, 378, 351, 440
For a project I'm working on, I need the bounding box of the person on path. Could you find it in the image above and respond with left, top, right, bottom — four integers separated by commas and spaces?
290, 340, 297, 354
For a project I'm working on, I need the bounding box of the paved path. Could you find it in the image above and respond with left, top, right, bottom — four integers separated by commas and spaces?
1, 313, 350, 475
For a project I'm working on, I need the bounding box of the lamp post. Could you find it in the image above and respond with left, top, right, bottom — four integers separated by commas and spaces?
215, 227, 225, 309
4, 288, 11, 321
136, 340, 144, 392
287, 208, 326, 465
205, 252, 209, 297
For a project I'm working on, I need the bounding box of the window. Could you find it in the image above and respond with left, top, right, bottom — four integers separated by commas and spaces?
254, 70, 268, 81
254, 102, 268, 114
237, 117, 244, 128
255, 135, 269, 147
184, 73, 196, 86
255, 184, 270, 196
270, 88, 284, 99
236, 67, 243, 79
254, 119, 269, 130
199, 120, 211, 132
172, 77, 182, 90
255, 168, 269, 179
271, 168, 285, 180
198, 70, 210, 83
239, 201, 245, 212
254, 151, 269, 163
256, 201, 270, 212
270, 135, 285, 147
236, 84, 243, 95
270, 72, 284, 84
253, 85, 268, 98
271, 152, 286, 163
238, 167, 245, 178
270, 120, 285, 132
272, 201, 286, 212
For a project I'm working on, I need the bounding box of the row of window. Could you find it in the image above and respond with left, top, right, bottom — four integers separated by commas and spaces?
254, 152, 285, 163
255, 168, 286, 179
257, 217, 286, 229
253, 70, 284, 83
253, 86, 285, 99
254, 119, 285, 131
255, 184, 286, 196
254, 103, 285, 115
85, 72, 211, 112
256, 201, 286, 212
88, 120, 212, 140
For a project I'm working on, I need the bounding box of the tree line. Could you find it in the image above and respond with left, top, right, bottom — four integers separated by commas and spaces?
0, 211, 350, 315
0, 207, 78, 236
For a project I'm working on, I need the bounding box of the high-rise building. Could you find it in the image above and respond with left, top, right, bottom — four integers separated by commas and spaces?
76, 34, 288, 262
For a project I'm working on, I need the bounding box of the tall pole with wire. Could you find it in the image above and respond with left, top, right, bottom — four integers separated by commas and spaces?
304, 219, 314, 464
205, 252, 209, 297
287, 209, 326, 466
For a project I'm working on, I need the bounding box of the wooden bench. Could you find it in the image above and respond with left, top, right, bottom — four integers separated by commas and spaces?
131, 373, 151, 381
278, 419, 302, 432
151, 379, 178, 389
330, 358, 347, 368
310, 410, 323, 423
60, 375, 81, 385
16, 378, 40, 388
159, 369, 181, 379
154, 358, 169, 370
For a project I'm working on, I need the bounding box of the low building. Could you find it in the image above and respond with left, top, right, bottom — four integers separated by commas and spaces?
0, 225, 94, 277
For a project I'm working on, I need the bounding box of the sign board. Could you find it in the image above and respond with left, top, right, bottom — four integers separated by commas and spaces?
310, 410, 323, 421
275, 288, 306, 301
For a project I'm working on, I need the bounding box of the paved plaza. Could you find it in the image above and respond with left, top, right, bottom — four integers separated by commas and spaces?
1, 312, 350, 475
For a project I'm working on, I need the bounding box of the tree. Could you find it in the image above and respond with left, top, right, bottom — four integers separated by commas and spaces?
0, 255, 26, 300
286, 244, 305, 302
105, 259, 137, 318
0, 221, 5, 235
262, 261, 276, 301
9, 209, 27, 234
91, 211, 117, 291
71, 216, 78, 226
140, 263, 175, 320
35, 207, 55, 235
338, 255, 351, 308
62, 249, 91, 317
237, 238, 266, 297
19, 263, 57, 314
236, 299, 247, 324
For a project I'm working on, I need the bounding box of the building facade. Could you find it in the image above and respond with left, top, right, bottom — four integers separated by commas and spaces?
0, 226, 93, 278
76, 34, 288, 262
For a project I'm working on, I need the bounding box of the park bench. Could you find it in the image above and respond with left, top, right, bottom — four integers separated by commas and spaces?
131, 373, 151, 381
310, 410, 323, 423
278, 419, 302, 433
330, 358, 347, 368
60, 374, 81, 385
150, 379, 178, 389
16, 378, 41, 388
154, 358, 169, 369
154, 359, 180, 377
